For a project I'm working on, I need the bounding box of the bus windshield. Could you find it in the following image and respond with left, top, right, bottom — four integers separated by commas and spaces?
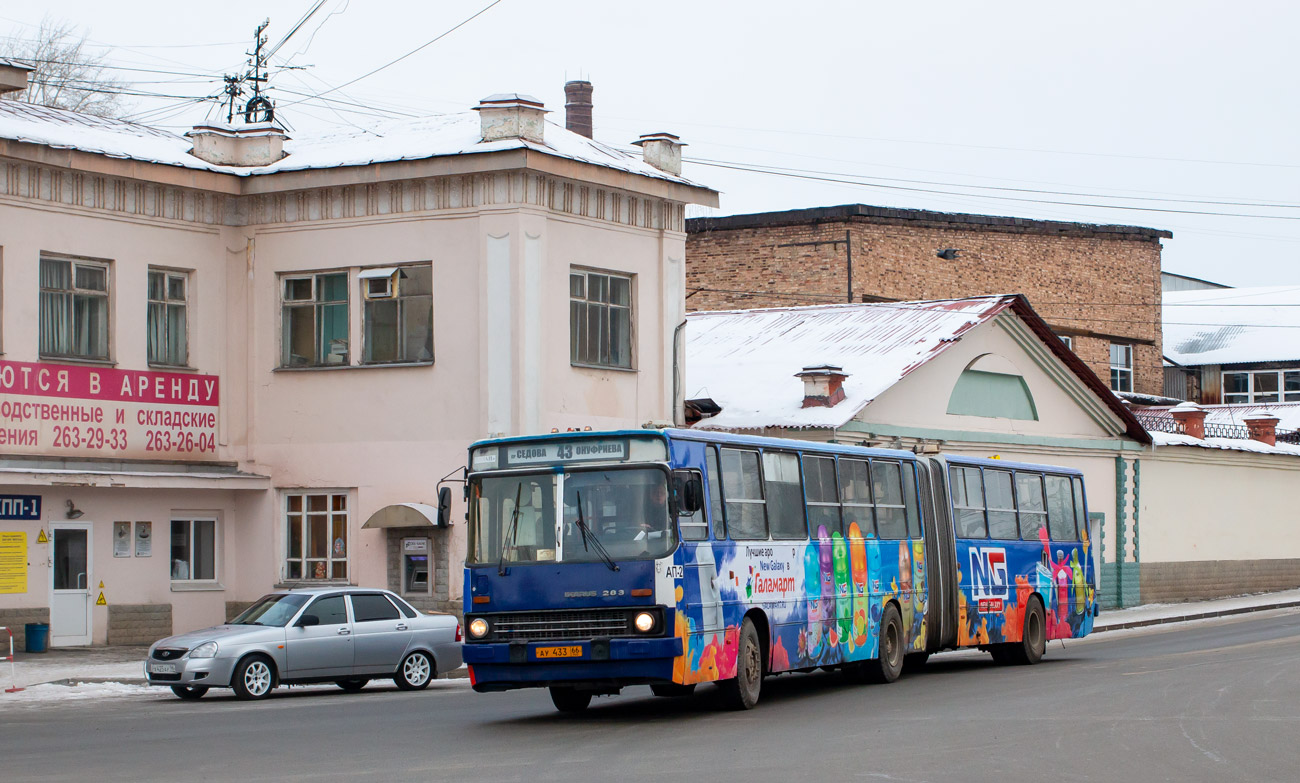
468, 467, 675, 565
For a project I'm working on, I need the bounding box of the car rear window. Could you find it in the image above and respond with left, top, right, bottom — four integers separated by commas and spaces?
351, 593, 400, 622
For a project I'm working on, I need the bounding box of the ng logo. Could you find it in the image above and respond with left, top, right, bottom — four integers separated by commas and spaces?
969, 547, 1009, 600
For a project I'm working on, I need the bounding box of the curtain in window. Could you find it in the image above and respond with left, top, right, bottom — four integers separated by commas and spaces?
39, 259, 71, 356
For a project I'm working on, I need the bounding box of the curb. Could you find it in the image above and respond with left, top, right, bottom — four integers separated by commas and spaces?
1094, 599, 1300, 633
32, 668, 469, 688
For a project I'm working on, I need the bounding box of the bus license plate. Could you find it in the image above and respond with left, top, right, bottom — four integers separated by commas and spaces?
535, 645, 582, 659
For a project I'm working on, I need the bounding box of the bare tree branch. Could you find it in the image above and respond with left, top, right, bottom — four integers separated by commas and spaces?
2, 16, 130, 118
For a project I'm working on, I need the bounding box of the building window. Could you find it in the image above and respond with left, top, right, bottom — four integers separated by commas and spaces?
148, 269, 189, 366
1109, 343, 1133, 392
39, 256, 110, 360
1058, 335, 1073, 350
282, 272, 348, 367
284, 492, 349, 581
362, 265, 433, 363
170, 518, 216, 581
570, 268, 632, 369
1222, 370, 1300, 404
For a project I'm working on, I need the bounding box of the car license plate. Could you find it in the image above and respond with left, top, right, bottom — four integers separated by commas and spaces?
149, 662, 177, 674
535, 645, 582, 659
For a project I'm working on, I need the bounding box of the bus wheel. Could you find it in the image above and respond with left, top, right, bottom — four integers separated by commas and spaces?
869, 604, 905, 683
719, 617, 763, 710
1009, 597, 1046, 665
549, 687, 592, 713
650, 683, 697, 698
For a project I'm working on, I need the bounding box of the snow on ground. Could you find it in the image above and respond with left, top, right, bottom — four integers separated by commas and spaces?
0, 681, 158, 707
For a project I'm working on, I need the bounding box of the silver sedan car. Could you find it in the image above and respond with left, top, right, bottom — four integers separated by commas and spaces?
144, 587, 463, 700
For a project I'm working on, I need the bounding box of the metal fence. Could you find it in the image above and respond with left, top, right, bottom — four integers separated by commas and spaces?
1133, 410, 1300, 444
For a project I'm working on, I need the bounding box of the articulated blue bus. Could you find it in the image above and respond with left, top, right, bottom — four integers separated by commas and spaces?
462, 428, 1098, 711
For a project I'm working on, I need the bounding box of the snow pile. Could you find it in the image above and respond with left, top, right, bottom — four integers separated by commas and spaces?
685, 297, 1011, 430
1149, 430, 1300, 457
0, 681, 157, 707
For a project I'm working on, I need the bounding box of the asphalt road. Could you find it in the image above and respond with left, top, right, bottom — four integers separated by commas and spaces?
2, 609, 1298, 783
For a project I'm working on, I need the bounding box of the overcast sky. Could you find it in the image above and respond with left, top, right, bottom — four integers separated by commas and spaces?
3, 1, 1297, 288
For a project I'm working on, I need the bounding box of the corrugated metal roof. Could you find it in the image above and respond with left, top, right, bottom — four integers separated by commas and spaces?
1164, 286, 1300, 365
685, 296, 1014, 430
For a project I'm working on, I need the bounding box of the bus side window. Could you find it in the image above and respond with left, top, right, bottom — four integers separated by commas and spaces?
901, 462, 922, 539
872, 460, 907, 540
839, 458, 875, 538
1016, 472, 1047, 541
706, 446, 726, 540
721, 448, 768, 540
950, 466, 988, 538
1071, 477, 1087, 541
763, 452, 807, 540
677, 470, 709, 541
1045, 475, 1076, 542
984, 469, 1018, 540
803, 455, 842, 537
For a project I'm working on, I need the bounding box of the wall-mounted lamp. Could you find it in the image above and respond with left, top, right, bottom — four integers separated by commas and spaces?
65, 500, 84, 519
936, 248, 960, 261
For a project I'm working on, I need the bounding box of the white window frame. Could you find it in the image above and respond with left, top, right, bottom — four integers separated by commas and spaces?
39, 255, 111, 361
283, 490, 351, 583
570, 267, 634, 370
1109, 343, 1133, 393
280, 271, 349, 367
148, 268, 190, 367
1058, 335, 1073, 350
1221, 369, 1300, 404
170, 517, 219, 583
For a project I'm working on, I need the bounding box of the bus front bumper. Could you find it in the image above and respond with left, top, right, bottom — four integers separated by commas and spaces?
463, 636, 683, 691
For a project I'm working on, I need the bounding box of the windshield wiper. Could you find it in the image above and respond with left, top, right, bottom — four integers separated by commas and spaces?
574, 490, 619, 572
498, 482, 523, 576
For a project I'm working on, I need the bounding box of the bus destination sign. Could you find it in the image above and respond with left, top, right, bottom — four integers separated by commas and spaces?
505, 439, 627, 467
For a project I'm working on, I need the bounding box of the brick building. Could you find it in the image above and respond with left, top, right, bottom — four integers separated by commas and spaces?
686, 204, 1171, 398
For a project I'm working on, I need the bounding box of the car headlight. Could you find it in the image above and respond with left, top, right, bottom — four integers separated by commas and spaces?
189, 641, 218, 658
634, 612, 656, 633
468, 618, 489, 639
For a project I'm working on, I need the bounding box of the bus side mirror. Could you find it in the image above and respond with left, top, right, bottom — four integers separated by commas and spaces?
437, 486, 452, 527
674, 473, 703, 515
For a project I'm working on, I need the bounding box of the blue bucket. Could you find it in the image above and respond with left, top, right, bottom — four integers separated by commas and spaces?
24, 623, 49, 654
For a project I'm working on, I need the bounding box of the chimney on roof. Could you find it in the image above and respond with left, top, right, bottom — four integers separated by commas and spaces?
185, 122, 288, 167
1169, 402, 1206, 440
474, 93, 548, 144
1243, 412, 1280, 447
0, 59, 34, 96
797, 365, 849, 408
564, 80, 593, 139
633, 132, 685, 176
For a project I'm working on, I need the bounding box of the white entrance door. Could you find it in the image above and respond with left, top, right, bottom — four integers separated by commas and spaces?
50, 523, 93, 646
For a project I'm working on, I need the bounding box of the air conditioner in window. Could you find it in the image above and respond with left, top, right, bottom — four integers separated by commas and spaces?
360, 267, 398, 299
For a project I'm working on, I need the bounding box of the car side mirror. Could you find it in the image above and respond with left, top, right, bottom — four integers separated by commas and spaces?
437, 486, 452, 527
297, 614, 320, 627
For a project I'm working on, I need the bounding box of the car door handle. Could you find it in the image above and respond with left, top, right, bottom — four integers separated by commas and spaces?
395, 624, 408, 631
337, 628, 351, 635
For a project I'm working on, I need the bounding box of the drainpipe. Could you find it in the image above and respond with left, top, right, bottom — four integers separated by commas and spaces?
672, 320, 687, 427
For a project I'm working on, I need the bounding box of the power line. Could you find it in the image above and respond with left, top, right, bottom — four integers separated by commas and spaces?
283, 0, 502, 106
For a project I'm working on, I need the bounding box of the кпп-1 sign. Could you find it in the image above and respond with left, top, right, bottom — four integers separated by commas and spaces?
0, 359, 219, 461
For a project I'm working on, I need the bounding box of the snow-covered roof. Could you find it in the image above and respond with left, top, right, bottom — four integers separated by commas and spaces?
1163, 285, 1300, 366
1141, 401, 1300, 434
685, 296, 1014, 430
0, 98, 703, 186
1149, 430, 1300, 458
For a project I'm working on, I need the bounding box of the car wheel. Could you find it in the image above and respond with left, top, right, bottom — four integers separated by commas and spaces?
231, 655, 276, 700
170, 685, 208, 700
395, 651, 434, 691
336, 678, 370, 692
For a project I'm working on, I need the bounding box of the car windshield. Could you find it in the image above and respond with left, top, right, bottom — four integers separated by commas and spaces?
230, 594, 310, 627
468, 467, 675, 565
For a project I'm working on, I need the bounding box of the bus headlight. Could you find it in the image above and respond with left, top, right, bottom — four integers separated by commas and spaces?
634, 612, 656, 633
468, 618, 490, 639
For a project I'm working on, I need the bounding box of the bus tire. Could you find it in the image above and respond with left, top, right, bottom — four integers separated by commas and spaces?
650, 683, 696, 698
867, 603, 905, 684
1008, 596, 1046, 665
719, 617, 763, 710
549, 687, 592, 713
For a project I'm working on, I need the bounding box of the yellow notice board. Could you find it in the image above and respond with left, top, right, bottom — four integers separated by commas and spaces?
0, 532, 27, 594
